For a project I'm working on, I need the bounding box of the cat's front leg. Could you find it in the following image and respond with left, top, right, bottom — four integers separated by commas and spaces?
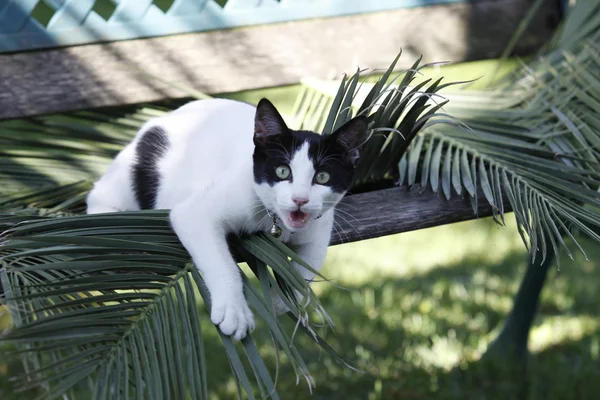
272, 226, 331, 314
170, 202, 254, 340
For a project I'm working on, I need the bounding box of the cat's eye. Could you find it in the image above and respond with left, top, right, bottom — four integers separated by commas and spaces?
315, 171, 330, 184
275, 165, 291, 180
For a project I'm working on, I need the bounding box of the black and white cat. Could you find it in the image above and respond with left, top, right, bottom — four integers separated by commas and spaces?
87, 98, 367, 340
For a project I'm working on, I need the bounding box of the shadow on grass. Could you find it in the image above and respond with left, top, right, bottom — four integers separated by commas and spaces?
1, 239, 598, 400
243, 240, 600, 400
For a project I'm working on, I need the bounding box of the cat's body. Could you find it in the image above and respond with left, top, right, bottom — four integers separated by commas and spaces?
87, 98, 366, 340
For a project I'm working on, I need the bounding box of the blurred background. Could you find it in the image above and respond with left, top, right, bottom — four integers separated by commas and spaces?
1, 0, 599, 399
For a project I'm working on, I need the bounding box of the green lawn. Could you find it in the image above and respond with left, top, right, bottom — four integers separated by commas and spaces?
228, 217, 599, 399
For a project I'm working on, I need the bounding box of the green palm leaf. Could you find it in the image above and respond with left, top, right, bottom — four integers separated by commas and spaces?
292, 54, 464, 189
0, 106, 165, 194
291, 2, 600, 264
1, 212, 341, 399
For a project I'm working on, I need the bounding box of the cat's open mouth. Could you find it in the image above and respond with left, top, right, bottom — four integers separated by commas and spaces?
288, 210, 309, 228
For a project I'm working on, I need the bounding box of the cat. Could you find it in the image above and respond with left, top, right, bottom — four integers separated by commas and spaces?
87, 98, 367, 340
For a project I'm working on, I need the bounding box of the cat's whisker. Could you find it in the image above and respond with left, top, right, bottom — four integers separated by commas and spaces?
270, 148, 291, 161
335, 217, 351, 242
331, 218, 350, 244
241, 205, 269, 230
334, 218, 354, 244
321, 200, 365, 230
317, 154, 343, 165
333, 210, 361, 234
332, 206, 364, 226
246, 204, 267, 221
333, 210, 365, 242
316, 143, 328, 164
274, 142, 292, 162
323, 199, 361, 211
245, 211, 269, 232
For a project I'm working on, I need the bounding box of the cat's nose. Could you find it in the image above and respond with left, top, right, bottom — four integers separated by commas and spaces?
292, 197, 309, 207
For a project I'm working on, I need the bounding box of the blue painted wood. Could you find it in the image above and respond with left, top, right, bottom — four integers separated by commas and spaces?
111, 0, 153, 22
166, 0, 208, 17
46, 0, 95, 30
0, 0, 475, 53
0, 0, 38, 34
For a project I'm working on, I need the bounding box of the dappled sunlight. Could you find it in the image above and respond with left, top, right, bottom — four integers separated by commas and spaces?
0, 0, 596, 396
530, 316, 599, 354
0, 306, 12, 331
233, 227, 600, 398
322, 215, 525, 285
412, 333, 464, 370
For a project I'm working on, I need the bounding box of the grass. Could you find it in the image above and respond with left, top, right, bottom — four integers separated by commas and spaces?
254, 216, 599, 400
215, 216, 599, 399
2, 215, 598, 399
245, 216, 599, 400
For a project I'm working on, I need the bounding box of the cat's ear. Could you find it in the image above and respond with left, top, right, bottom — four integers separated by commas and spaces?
254, 98, 288, 143
330, 116, 368, 164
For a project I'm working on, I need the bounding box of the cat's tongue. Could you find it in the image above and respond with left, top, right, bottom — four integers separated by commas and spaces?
288, 210, 309, 228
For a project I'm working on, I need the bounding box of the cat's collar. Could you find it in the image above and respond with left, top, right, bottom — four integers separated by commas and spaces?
266, 209, 283, 238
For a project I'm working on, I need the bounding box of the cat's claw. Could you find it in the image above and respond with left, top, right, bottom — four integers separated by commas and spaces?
271, 288, 306, 315
271, 291, 291, 315
211, 296, 255, 341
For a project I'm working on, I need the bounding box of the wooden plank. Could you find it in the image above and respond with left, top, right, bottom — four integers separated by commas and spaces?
0, 0, 559, 120
1, 0, 478, 52
330, 186, 504, 246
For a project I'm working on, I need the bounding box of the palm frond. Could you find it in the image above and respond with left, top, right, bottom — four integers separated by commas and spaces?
0, 106, 164, 195
0, 211, 344, 399
291, 54, 467, 189
291, 2, 600, 264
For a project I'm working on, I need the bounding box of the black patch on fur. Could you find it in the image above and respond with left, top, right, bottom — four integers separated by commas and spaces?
253, 98, 367, 194
307, 134, 357, 193
253, 128, 359, 194
132, 126, 169, 209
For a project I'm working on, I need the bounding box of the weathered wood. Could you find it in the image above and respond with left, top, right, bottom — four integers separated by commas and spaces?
0, 0, 559, 120
330, 186, 504, 246
0, 0, 469, 53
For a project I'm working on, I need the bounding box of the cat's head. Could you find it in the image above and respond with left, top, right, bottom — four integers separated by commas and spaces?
252, 98, 368, 231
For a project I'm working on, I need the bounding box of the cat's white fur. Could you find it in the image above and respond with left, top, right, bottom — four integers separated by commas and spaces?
87, 99, 342, 340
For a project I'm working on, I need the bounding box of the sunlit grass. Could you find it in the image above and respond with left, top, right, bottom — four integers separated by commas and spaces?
323, 215, 525, 284
240, 216, 599, 399
530, 316, 599, 353
0, 305, 11, 327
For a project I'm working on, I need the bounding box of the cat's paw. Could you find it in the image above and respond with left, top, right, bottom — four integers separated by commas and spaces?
270, 288, 305, 315
210, 295, 255, 341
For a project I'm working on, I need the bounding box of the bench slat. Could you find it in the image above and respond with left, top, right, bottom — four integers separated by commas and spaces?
331, 187, 503, 246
